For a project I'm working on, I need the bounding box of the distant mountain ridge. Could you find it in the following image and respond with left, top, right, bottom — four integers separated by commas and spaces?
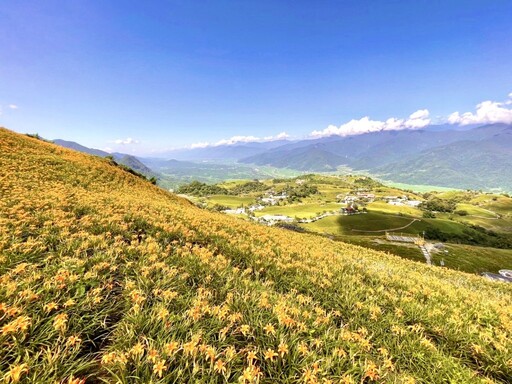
237, 124, 512, 191
53, 124, 512, 191
160, 139, 291, 161
53, 139, 154, 177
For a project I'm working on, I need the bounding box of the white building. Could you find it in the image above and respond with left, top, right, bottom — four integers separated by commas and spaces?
260, 214, 294, 224
224, 207, 246, 215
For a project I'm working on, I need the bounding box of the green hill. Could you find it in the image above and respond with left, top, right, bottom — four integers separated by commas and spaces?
1, 127, 511, 383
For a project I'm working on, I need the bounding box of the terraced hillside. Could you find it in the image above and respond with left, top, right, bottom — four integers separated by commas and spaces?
0, 127, 511, 383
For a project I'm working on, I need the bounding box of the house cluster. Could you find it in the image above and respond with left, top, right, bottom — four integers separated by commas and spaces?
340, 204, 359, 215
224, 204, 265, 215
257, 214, 294, 225
383, 195, 422, 207
260, 192, 288, 205
338, 192, 375, 204
224, 207, 246, 215
356, 192, 375, 200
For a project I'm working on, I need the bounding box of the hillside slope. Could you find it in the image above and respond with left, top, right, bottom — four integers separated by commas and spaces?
0, 128, 511, 383
53, 139, 155, 178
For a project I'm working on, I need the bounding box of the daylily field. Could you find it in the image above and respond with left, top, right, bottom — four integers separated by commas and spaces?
1, 128, 511, 383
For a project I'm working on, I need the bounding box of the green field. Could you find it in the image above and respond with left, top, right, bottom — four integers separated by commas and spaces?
433, 243, 512, 274
382, 181, 461, 193
255, 202, 341, 219
366, 201, 422, 216
301, 211, 472, 238
206, 194, 256, 208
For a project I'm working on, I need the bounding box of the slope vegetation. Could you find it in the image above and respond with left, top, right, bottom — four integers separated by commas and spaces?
0, 128, 511, 383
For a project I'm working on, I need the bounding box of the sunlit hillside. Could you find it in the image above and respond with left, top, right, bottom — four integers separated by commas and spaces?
1, 127, 511, 383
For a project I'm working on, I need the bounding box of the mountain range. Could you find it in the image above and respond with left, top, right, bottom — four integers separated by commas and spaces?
53, 123, 512, 191
238, 123, 512, 191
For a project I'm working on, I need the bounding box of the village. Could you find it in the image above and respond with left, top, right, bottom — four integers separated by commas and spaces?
221, 188, 424, 226
175, 174, 512, 279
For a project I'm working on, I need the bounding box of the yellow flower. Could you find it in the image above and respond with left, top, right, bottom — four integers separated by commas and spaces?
164, 341, 179, 356
130, 342, 145, 357
44, 302, 59, 313
66, 335, 82, 347
214, 359, 227, 374
101, 352, 117, 365
264, 348, 278, 361
263, 323, 276, 335
157, 307, 169, 321
147, 348, 159, 363
297, 342, 309, 356
183, 341, 197, 356
246, 350, 257, 364
225, 345, 236, 360
240, 324, 250, 336
363, 361, 379, 381
65, 376, 86, 384
64, 298, 75, 308
53, 313, 68, 332
153, 359, 167, 378
332, 347, 347, 359
278, 342, 288, 357
205, 346, 216, 362
3, 363, 28, 383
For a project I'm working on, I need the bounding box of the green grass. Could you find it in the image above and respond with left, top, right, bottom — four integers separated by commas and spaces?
301, 211, 471, 239
366, 201, 422, 216
432, 244, 512, 274
456, 203, 497, 217
382, 181, 460, 193
300, 212, 419, 236
206, 194, 255, 208
254, 202, 341, 219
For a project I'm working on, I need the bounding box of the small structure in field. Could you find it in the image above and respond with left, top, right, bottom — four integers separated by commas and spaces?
224, 207, 246, 215
259, 214, 294, 225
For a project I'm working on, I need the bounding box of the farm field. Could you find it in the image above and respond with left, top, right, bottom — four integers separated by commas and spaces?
301, 212, 468, 237
1, 128, 512, 383
207, 195, 256, 209
253, 203, 341, 219
380, 181, 461, 193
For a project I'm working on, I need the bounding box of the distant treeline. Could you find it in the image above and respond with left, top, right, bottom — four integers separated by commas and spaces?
176, 180, 319, 202
176, 180, 272, 196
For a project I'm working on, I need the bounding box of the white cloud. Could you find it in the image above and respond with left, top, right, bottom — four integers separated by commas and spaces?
0, 104, 19, 115
114, 137, 139, 145
215, 135, 260, 146
190, 142, 210, 149
310, 109, 430, 138
189, 131, 290, 149
409, 109, 428, 120
264, 131, 290, 141
448, 94, 512, 125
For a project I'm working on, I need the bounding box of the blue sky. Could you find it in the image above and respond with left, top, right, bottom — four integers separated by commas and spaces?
1, 0, 511, 154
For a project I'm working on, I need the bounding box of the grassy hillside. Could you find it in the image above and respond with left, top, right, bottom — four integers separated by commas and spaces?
1, 127, 512, 383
